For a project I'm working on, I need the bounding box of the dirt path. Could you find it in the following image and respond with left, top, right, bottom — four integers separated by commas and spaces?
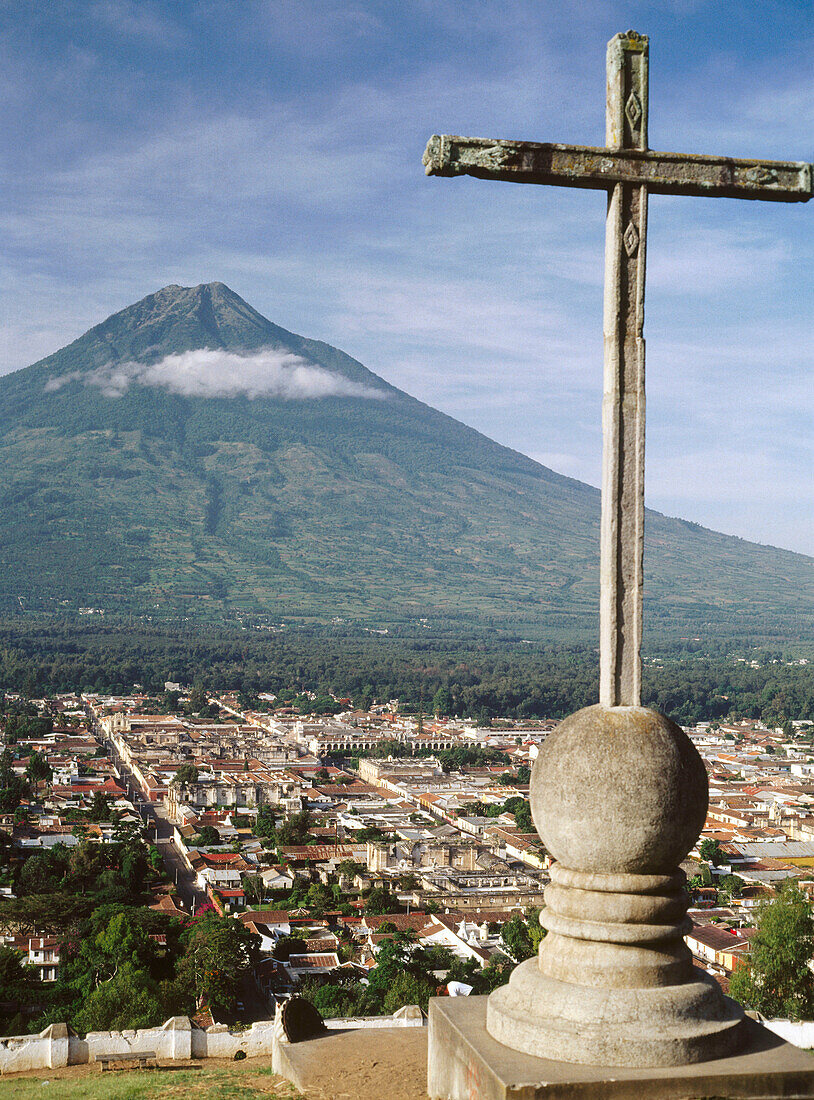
276, 1027, 429, 1100
0, 1039, 430, 1100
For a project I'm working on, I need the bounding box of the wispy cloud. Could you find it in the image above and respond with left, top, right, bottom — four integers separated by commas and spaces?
89, 0, 186, 46
646, 445, 814, 554
44, 348, 385, 401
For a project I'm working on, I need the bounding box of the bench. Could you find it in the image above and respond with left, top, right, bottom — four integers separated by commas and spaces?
95, 1050, 157, 1071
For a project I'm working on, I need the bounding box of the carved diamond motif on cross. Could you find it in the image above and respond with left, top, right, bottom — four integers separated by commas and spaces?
624, 91, 642, 130
622, 221, 639, 256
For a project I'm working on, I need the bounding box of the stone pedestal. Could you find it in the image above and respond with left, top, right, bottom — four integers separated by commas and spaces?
487, 860, 743, 1066
486, 705, 745, 1067
428, 704, 760, 1093
429, 997, 814, 1100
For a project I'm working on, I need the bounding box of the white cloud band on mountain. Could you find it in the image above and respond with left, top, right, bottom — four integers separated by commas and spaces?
44, 347, 385, 400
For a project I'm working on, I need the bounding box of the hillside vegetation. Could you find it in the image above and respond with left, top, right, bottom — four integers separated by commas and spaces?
0, 282, 809, 640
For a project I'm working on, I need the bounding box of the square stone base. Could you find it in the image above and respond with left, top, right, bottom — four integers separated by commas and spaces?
273, 1025, 428, 1099
429, 996, 814, 1100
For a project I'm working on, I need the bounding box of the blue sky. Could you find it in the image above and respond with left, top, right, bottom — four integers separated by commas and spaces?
1, 0, 812, 553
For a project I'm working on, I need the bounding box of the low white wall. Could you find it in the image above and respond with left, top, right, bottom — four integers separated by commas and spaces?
192, 1020, 277, 1058
1, 1016, 245, 1074
0, 1024, 68, 1073
0, 1008, 424, 1074
759, 1016, 814, 1048
69, 1016, 192, 1065
324, 1005, 425, 1029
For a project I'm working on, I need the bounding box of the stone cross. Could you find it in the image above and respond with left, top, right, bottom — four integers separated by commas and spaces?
423, 30, 811, 708
424, 32, 813, 1089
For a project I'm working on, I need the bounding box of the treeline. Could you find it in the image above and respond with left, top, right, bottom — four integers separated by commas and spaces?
0, 618, 811, 724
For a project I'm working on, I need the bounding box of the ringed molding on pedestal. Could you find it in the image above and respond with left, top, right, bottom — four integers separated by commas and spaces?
485, 704, 746, 1068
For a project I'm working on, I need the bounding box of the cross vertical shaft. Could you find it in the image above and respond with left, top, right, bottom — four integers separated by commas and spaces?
600, 32, 648, 707
422, 32, 810, 706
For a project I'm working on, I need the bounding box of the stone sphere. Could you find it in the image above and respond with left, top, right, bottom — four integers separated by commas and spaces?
531, 705, 708, 874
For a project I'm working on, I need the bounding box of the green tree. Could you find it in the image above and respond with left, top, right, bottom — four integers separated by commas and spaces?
160, 690, 181, 713
500, 766, 531, 785
71, 910, 159, 992
66, 841, 108, 892
178, 914, 260, 1016
242, 874, 265, 906
54, 908, 182, 1033
382, 969, 436, 1014
353, 689, 374, 712
432, 686, 452, 717
305, 883, 332, 914
17, 827, 155, 907
337, 859, 362, 879
501, 910, 544, 962
698, 839, 724, 867
89, 791, 112, 821
0, 892, 96, 937
254, 805, 278, 838
191, 824, 221, 847
364, 933, 438, 1012
171, 764, 199, 786
147, 845, 164, 873
4, 715, 52, 741
307, 979, 360, 1018
276, 810, 312, 847
0, 749, 28, 812
25, 751, 52, 786
729, 883, 814, 1019
75, 962, 165, 1032
188, 685, 209, 714
364, 886, 400, 915
18, 847, 71, 895
504, 795, 534, 833
718, 874, 744, 901
273, 936, 307, 961
0, 944, 36, 998
469, 956, 513, 994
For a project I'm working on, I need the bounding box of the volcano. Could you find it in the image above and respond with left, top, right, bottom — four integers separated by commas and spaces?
0, 282, 809, 639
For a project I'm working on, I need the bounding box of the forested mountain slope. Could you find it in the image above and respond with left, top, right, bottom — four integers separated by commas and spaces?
0, 282, 809, 639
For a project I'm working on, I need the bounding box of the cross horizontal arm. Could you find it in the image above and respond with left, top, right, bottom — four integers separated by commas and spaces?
423, 135, 812, 203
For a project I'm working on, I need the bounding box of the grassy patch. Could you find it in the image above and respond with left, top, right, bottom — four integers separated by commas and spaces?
0, 1064, 302, 1100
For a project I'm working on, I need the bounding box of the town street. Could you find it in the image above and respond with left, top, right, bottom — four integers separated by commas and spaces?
103, 733, 209, 912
